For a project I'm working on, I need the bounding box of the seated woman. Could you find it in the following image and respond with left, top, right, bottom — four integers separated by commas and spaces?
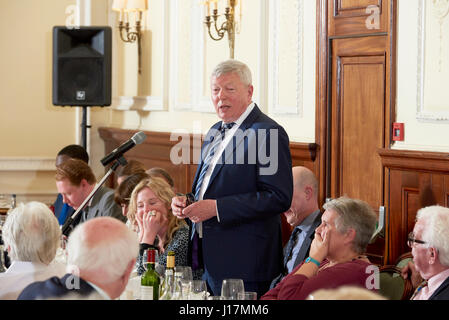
128, 177, 189, 275
114, 171, 150, 227
261, 196, 377, 300
0, 202, 66, 299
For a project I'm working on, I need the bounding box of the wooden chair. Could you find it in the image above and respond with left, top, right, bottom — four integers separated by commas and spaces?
378, 265, 414, 300
395, 252, 413, 269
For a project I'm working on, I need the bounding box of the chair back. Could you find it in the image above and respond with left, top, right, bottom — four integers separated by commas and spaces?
379, 265, 414, 300
395, 252, 413, 269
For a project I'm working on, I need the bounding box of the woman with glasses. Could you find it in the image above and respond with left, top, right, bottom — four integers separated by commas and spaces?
402, 205, 449, 300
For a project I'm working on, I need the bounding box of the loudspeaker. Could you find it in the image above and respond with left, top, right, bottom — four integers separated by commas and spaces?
53, 26, 112, 106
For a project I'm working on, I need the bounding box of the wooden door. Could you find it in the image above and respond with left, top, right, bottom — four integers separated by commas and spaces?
330, 36, 389, 210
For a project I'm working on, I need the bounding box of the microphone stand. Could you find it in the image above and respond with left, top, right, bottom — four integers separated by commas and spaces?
61, 156, 128, 236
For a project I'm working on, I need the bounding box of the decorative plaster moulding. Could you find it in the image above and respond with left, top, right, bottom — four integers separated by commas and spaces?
416, 0, 449, 122
268, 0, 303, 116
0, 158, 55, 172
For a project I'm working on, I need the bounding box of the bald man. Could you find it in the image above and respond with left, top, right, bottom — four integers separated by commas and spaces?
18, 217, 139, 300
269, 166, 322, 289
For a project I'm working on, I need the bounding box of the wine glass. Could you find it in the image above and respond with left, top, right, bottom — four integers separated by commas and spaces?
237, 291, 257, 300
175, 266, 193, 299
221, 279, 244, 300
189, 280, 208, 300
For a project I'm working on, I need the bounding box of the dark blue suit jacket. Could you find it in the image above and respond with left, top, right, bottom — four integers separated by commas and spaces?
429, 275, 449, 300
18, 274, 97, 300
193, 105, 293, 285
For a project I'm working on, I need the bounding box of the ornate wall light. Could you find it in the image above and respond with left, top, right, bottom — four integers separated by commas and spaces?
203, 0, 242, 59
112, 0, 148, 74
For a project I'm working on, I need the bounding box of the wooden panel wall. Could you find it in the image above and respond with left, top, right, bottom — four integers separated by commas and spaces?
98, 127, 318, 246
380, 149, 449, 264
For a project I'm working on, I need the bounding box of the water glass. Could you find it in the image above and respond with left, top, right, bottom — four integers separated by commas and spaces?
221, 279, 244, 300
237, 291, 257, 300
189, 280, 208, 300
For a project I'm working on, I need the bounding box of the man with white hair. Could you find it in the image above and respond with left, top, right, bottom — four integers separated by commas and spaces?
402, 205, 449, 300
0, 202, 66, 299
18, 217, 139, 300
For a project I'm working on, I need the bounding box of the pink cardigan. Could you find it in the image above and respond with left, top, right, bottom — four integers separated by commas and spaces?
261, 259, 374, 300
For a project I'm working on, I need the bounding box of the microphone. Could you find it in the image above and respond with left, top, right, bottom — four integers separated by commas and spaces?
101, 131, 147, 166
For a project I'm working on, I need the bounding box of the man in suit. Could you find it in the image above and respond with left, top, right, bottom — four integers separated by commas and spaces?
402, 205, 449, 300
18, 217, 139, 300
55, 158, 126, 232
269, 166, 322, 289
172, 59, 293, 298
53, 144, 89, 226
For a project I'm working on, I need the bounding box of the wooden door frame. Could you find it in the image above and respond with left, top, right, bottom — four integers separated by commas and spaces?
315, 0, 398, 207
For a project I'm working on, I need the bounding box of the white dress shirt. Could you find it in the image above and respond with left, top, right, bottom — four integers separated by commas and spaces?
413, 268, 449, 300
196, 103, 255, 237
0, 260, 67, 300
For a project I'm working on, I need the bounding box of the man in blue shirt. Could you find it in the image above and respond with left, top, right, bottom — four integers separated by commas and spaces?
53, 145, 89, 225
269, 166, 322, 289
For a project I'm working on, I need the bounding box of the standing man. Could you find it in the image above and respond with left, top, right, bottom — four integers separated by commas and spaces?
269, 166, 322, 289
172, 59, 293, 297
55, 158, 126, 232
402, 205, 449, 300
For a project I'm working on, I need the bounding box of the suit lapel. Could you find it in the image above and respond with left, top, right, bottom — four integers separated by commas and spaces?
191, 121, 222, 192
206, 105, 262, 192
293, 211, 322, 267
429, 276, 449, 300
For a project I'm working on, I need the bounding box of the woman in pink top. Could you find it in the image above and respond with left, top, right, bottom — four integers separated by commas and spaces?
261, 197, 377, 300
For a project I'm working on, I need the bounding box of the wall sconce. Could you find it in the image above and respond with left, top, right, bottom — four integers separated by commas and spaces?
203, 0, 242, 59
112, 0, 148, 74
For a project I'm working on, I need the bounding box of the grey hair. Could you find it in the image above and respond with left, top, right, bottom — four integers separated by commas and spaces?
323, 197, 377, 254
211, 59, 252, 86
417, 205, 449, 267
66, 219, 139, 282
2, 201, 61, 264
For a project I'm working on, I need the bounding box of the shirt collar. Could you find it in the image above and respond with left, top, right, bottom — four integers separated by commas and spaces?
86, 280, 112, 300
296, 210, 321, 233
427, 268, 449, 294
5, 261, 48, 274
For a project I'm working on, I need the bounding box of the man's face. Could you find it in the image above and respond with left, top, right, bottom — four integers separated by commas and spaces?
56, 178, 88, 210
411, 219, 432, 279
283, 187, 307, 227
211, 72, 253, 123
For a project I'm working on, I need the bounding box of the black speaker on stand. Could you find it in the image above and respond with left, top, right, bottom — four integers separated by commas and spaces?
52, 26, 112, 149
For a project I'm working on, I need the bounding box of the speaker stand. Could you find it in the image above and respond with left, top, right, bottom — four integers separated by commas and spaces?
80, 106, 91, 149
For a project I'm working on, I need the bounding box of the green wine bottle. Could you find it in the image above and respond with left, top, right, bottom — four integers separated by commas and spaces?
141, 249, 160, 300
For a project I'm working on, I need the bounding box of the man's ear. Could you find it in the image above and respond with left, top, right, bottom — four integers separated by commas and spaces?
304, 186, 313, 200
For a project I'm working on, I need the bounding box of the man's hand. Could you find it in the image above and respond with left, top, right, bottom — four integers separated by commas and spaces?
172, 195, 188, 219
401, 260, 423, 288
182, 199, 217, 223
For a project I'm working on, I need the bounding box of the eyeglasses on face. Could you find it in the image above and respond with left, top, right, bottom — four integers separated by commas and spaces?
407, 231, 427, 248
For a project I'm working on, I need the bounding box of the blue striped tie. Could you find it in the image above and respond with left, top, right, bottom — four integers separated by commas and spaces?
194, 122, 235, 200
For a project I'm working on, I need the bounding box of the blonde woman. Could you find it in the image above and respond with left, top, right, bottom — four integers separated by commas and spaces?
128, 177, 189, 275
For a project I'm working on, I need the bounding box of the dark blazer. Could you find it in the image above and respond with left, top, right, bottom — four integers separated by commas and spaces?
269, 210, 322, 289
429, 275, 449, 300
193, 105, 293, 285
17, 274, 99, 300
